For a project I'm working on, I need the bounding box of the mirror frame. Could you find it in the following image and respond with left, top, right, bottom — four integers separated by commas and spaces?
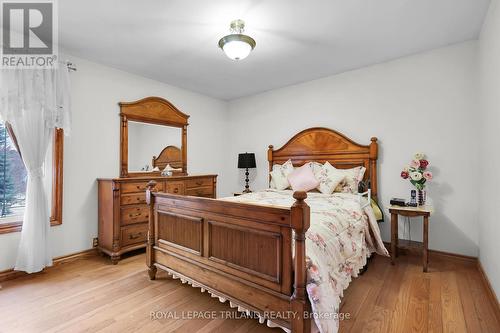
119, 97, 189, 177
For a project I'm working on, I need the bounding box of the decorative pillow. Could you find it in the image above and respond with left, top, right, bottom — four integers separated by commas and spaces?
308, 161, 323, 175
287, 164, 320, 192
314, 161, 346, 194
269, 169, 290, 190
334, 166, 366, 193
269, 159, 294, 190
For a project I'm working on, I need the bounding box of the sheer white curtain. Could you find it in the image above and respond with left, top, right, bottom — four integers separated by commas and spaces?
0, 67, 71, 273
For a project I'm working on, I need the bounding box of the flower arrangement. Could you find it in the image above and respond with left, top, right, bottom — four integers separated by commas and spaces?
400, 152, 432, 190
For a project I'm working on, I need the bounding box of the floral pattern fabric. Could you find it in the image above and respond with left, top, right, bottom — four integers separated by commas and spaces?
333, 166, 366, 194
270, 159, 295, 190
223, 189, 388, 333
313, 161, 346, 194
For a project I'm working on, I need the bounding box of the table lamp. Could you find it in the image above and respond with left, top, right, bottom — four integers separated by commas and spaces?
238, 153, 256, 193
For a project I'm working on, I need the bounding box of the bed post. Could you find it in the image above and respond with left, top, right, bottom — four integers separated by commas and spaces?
369, 137, 378, 199
146, 180, 157, 280
291, 191, 311, 333
267, 145, 274, 187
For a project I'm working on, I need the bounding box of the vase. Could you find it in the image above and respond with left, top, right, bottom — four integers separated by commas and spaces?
418, 189, 426, 206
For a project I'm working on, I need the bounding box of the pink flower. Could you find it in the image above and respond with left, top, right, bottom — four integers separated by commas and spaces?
410, 159, 420, 168
423, 171, 433, 181
420, 159, 429, 169
309, 264, 319, 275
401, 171, 409, 179
307, 285, 321, 303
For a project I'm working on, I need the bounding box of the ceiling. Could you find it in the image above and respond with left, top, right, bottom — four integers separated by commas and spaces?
59, 0, 491, 100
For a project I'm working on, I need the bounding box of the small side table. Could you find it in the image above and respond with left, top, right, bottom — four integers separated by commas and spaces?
388, 205, 433, 272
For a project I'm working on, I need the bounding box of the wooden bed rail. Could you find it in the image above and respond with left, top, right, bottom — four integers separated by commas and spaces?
145, 181, 311, 332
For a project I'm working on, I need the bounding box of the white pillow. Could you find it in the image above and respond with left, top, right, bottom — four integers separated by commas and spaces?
270, 169, 290, 190
314, 162, 346, 194
308, 161, 323, 175
269, 159, 294, 190
334, 166, 366, 193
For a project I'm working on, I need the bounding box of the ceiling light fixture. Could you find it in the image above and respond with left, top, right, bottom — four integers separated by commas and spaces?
218, 19, 256, 61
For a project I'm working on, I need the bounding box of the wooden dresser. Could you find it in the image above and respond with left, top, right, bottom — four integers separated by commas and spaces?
97, 174, 217, 263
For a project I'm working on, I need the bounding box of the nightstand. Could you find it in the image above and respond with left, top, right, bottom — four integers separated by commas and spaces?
388, 205, 434, 272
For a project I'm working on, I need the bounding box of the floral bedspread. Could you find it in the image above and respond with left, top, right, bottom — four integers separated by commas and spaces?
222, 189, 388, 333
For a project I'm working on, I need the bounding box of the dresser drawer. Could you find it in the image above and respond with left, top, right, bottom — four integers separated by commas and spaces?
121, 181, 164, 194
121, 193, 146, 205
186, 186, 214, 197
121, 206, 149, 225
166, 182, 185, 195
186, 177, 213, 188
121, 224, 148, 247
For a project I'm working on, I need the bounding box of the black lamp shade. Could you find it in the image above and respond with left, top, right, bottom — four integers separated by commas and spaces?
238, 153, 256, 169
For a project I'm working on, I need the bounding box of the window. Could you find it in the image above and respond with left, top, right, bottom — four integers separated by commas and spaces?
0, 121, 27, 225
0, 122, 64, 234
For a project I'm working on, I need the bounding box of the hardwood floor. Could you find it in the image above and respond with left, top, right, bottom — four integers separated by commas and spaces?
0, 251, 498, 333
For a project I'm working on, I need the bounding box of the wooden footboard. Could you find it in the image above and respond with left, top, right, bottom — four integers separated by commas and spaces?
146, 181, 311, 332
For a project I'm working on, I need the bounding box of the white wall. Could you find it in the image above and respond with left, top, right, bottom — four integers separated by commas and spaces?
478, 0, 500, 298
227, 41, 479, 256
0, 55, 230, 271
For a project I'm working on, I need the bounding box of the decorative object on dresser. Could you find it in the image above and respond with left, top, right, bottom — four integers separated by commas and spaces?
400, 152, 433, 205
97, 97, 217, 264
238, 152, 256, 193
146, 127, 379, 332
389, 205, 433, 272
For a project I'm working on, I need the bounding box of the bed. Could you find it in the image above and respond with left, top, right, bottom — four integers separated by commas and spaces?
145, 127, 388, 333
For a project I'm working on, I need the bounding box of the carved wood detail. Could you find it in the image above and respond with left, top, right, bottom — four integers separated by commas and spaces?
268, 127, 379, 198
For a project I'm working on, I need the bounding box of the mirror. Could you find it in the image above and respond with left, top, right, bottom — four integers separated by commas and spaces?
119, 97, 189, 177
128, 121, 182, 172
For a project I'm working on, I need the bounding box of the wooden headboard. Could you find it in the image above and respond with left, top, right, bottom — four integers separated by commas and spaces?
268, 127, 379, 198
152, 145, 182, 170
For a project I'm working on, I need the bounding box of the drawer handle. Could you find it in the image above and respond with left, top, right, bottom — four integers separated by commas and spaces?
128, 233, 141, 240
196, 181, 203, 186
173, 188, 179, 194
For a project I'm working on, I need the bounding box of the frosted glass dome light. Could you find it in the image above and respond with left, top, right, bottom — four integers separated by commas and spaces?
218, 20, 256, 61
221, 40, 252, 60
